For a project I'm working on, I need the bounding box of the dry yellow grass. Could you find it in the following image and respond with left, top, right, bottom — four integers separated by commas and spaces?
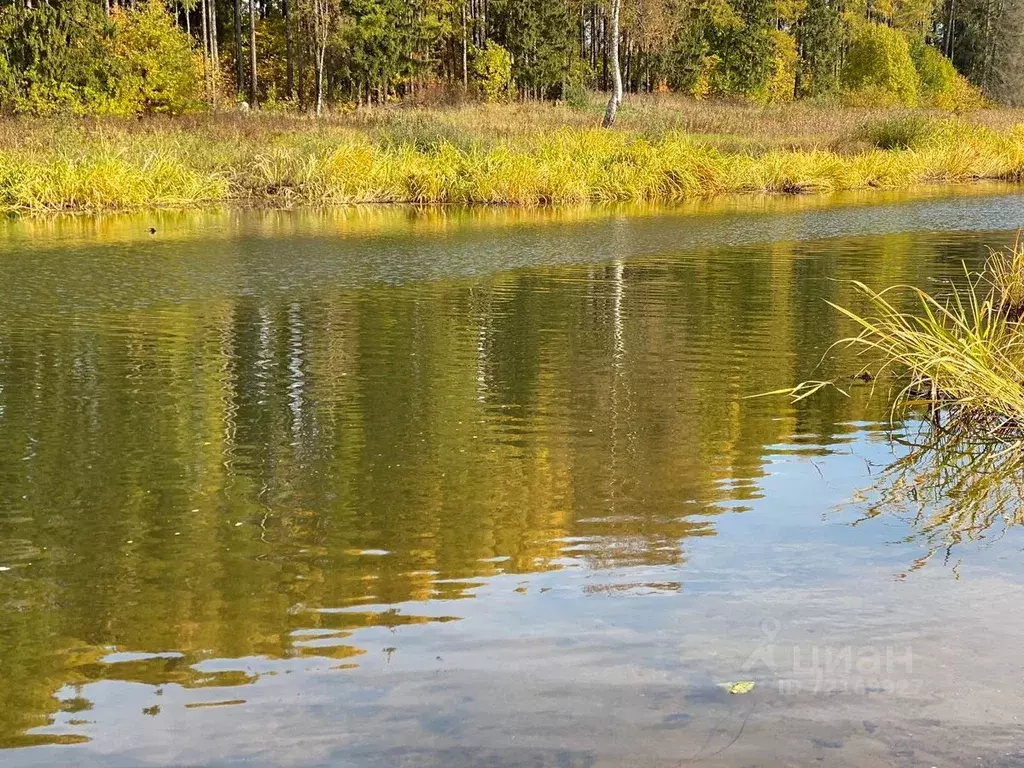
3, 97, 1024, 212
778, 241, 1024, 445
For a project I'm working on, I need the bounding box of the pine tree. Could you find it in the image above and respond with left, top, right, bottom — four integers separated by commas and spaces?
798, 0, 844, 96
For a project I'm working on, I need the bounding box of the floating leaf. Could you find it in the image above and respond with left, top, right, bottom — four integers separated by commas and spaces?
725, 680, 755, 695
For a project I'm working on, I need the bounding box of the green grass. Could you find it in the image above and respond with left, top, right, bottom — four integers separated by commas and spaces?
859, 113, 940, 149
4, 99, 1024, 212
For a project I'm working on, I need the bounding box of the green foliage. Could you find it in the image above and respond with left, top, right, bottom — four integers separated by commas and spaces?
564, 81, 592, 111
763, 30, 798, 104
490, 0, 577, 99
374, 114, 478, 152
913, 42, 959, 95
945, 0, 1006, 94
107, 1, 204, 115
472, 42, 515, 103
254, 17, 290, 105
659, 0, 787, 102
703, 0, 777, 99
912, 43, 987, 113
563, 58, 594, 110
688, 56, 719, 100
0, 0, 1008, 114
841, 21, 920, 107
333, 0, 417, 103
0, 0, 202, 116
0, 0, 113, 115
796, 0, 844, 97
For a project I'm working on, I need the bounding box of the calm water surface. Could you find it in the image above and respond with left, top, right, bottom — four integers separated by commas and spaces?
4, 188, 1024, 766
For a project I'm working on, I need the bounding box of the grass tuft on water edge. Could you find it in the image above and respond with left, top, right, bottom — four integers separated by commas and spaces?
775, 239, 1024, 444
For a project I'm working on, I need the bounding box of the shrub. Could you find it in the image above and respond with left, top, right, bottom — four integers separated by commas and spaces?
911, 43, 986, 113
376, 115, 477, 153
690, 56, 719, 100
106, 1, 205, 115
782, 242, 1024, 444
913, 43, 957, 98
0, 0, 202, 116
841, 21, 920, 107
862, 114, 938, 150
563, 58, 593, 110
472, 42, 515, 103
941, 75, 988, 113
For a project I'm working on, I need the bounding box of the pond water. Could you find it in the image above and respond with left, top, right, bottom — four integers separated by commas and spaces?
3, 187, 1024, 767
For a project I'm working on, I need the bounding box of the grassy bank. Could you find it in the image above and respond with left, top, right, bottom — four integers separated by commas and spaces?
5, 98, 1024, 212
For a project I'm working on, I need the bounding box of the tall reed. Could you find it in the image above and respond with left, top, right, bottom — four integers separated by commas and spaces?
4, 107, 1024, 212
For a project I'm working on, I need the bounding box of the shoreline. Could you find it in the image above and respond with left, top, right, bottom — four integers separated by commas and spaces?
2, 174, 1022, 219
2, 181, 1022, 238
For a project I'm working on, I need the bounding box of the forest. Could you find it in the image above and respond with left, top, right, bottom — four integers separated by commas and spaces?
0, 0, 1019, 117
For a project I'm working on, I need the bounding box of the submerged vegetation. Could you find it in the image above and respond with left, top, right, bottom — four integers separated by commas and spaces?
7, 104, 1024, 211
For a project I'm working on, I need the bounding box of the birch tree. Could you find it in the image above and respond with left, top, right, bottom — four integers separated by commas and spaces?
248, 0, 258, 107
311, 0, 337, 114
603, 0, 622, 127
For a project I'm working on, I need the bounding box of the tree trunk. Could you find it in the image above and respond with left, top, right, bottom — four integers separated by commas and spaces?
462, 0, 469, 89
312, 0, 326, 114
284, 0, 294, 98
944, 0, 956, 58
316, 46, 326, 115
296, 6, 305, 109
602, 0, 622, 128
209, 0, 219, 107
248, 0, 259, 108
234, 0, 244, 95
200, 0, 211, 103
601, 10, 608, 90
623, 29, 630, 91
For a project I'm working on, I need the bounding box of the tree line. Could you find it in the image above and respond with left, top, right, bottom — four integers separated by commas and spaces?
0, 0, 1020, 116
